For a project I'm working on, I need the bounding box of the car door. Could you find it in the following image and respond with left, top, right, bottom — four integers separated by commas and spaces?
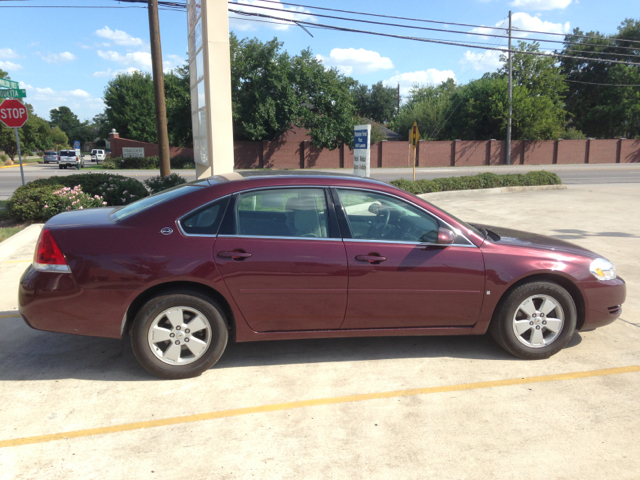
334, 188, 485, 329
214, 187, 349, 332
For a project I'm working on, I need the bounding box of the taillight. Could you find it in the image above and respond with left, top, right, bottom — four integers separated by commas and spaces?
33, 229, 71, 273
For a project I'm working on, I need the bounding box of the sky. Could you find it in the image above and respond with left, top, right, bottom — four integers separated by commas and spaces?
0, 0, 636, 122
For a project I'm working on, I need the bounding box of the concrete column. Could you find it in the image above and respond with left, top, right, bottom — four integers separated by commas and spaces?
188, 0, 235, 179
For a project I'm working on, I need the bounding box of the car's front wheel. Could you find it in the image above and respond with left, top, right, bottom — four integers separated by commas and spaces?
131, 289, 228, 379
490, 281, 577, 359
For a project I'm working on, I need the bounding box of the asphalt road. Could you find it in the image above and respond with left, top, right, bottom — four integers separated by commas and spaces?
1, 160, 639, 200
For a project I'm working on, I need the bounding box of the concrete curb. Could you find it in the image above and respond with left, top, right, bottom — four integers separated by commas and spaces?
0, 224, 43, 263
418, 184, 567, 201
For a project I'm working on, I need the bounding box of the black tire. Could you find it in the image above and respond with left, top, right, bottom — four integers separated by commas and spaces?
489, 281, 577, 360
59, 165, 63, 169
131, 289, 228, 379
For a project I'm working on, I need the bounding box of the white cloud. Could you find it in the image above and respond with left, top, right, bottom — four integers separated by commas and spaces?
18, 82, 104, 121
510, 0, 572, 10
228, 0, 315, 31
0, 60, 23, 71
0, 48, 20, 59
93, 68, 112, 77
95, 26, 145, 47
316, 48, 393, 75
460, 50, 504, 72
163, 54, 186, 72
98, 50, 152, 70
40, 51, 77, 63
471, 12, 570, 38
384, 70, 456, 96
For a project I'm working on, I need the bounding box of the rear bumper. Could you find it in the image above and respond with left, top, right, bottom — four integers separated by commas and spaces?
19, 265, 127, 339
580, 277, 626, 331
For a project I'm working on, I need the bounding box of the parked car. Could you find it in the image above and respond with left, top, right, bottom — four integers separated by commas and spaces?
58, 149, 83, 169
19, 173, 625, 379
43, 150, 59, 164
91, 149, 106, 164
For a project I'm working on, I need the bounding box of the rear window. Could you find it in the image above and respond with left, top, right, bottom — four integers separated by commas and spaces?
45, 151, 57, 155
110, 184, 200, 222
60, 151, 75, 157
91, 150, 97, 154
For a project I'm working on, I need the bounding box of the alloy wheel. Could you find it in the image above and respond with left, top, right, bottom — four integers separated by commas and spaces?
512, 294, 565, 348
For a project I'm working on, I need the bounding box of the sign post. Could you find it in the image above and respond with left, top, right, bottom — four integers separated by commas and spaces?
0, 98, 29, 186
408, 121, 420, 181
353, 124, 371, 177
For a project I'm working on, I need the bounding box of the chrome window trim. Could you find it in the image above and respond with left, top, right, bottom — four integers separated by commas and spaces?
217, 234, 343, 242
332, 186, 477, 248
342, 238, 477, 248
177, 194, 231, 238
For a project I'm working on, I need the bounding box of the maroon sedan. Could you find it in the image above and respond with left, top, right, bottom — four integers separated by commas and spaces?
19, 173, 625, 379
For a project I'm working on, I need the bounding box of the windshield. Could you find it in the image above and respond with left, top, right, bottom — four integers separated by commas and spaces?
110, 184, 201, 222
408, 191, 484, 238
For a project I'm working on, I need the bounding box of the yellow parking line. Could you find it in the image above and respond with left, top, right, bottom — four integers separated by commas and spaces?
3, 260, 32, 263
0, 314, 20, 319
1, 365, 638, 449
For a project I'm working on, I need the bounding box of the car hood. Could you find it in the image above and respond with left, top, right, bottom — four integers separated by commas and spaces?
478, 224, 599, 258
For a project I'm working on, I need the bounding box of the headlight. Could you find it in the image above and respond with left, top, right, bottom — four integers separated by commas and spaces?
589, 258, 616, 281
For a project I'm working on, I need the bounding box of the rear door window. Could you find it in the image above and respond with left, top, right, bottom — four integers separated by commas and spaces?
235, 188, 329, 238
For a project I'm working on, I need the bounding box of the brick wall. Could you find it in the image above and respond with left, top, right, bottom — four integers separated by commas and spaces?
109, 130, 640, 169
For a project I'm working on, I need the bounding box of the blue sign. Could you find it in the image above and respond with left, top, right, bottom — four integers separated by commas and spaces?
354, 129, 369, 150
73, 140, 80, 149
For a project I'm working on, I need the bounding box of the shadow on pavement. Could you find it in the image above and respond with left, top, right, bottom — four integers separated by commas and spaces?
0, 315, 583, 381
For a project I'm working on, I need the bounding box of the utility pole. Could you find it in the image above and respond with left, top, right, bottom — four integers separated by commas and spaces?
148, 0, 171, 177
397, 83, 400, 115
506, 10, 513, 166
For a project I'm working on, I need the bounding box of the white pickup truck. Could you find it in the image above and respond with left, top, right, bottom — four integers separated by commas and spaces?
59, 149, 84, 169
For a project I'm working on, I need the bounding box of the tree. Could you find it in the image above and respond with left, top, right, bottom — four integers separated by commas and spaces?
352, 81, 398, 124
391, 79, 458, 140
0, 69, 9, 79
0, 104, 54, 160
560, 19, 640, 138
102, 71, 157, 143
164, 64, 192, 147
49, 106, 95, 144
50, 126, 69, 150
230, 33, 356, 149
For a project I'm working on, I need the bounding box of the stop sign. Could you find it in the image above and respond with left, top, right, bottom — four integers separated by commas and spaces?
0, 99, 28, 128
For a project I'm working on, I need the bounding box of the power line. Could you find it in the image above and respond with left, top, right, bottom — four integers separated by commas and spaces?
227, 8, 640, 67
565, 79, 640, 87
254, 0, 640, 47
235, 2, 640, 58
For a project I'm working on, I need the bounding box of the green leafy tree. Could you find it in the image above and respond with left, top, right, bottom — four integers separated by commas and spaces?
49, 106, 94, 144
391, 79, 458, 140
560, 19, 640, 138
0, 69, 9, 79
0, 104, 54, 159
164, 64, 192, 147
352, 81, 398, 124
102, 71, 157, 143
50, 126, 69, 150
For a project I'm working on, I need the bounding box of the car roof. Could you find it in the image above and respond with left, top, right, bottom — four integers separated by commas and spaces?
206, 170, 389, 188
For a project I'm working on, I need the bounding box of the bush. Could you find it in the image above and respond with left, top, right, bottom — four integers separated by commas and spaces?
390, 171, 562, 195
0, 153, 8, 163
144, 173, 187, 194
7, 184, 106, 221
26, 173, 131, 198
98, 176, 149, 206
171, 155, 195, 169
102, 155, 194, 169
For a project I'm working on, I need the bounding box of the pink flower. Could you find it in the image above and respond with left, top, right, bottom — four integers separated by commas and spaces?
102, 202, 107, 205
44, 205, 49, 208
79, 206, 83, 210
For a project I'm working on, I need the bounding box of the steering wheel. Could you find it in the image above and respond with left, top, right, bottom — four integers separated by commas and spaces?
367, 209, 390, 239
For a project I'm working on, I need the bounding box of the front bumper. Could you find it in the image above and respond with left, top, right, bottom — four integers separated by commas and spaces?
580, 277, 626, 331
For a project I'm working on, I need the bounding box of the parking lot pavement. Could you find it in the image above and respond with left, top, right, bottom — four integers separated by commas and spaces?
0, 184, 638, 479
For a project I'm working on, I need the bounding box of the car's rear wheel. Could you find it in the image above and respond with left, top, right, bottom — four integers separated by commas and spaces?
490, 281, 576, 359
131, 290, 228, 379
59, 165, 63, 169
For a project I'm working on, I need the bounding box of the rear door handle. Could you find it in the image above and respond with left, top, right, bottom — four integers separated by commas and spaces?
355, 254, 387, 264
218, 250, 252, 260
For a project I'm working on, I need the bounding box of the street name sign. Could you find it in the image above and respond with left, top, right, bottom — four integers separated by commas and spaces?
353, 124, 371, 177
0, 89, 27, 99
0, 78, 19, 89
0, 99, 28, 128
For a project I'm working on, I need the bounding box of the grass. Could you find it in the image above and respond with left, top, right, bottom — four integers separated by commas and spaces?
0, 200, 32, 243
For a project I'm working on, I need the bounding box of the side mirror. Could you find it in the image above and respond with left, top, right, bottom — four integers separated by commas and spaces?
437, 227, 456, 245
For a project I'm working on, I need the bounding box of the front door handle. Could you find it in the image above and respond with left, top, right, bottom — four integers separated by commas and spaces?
218, 250, 252, 260
355, 254, 387, 264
